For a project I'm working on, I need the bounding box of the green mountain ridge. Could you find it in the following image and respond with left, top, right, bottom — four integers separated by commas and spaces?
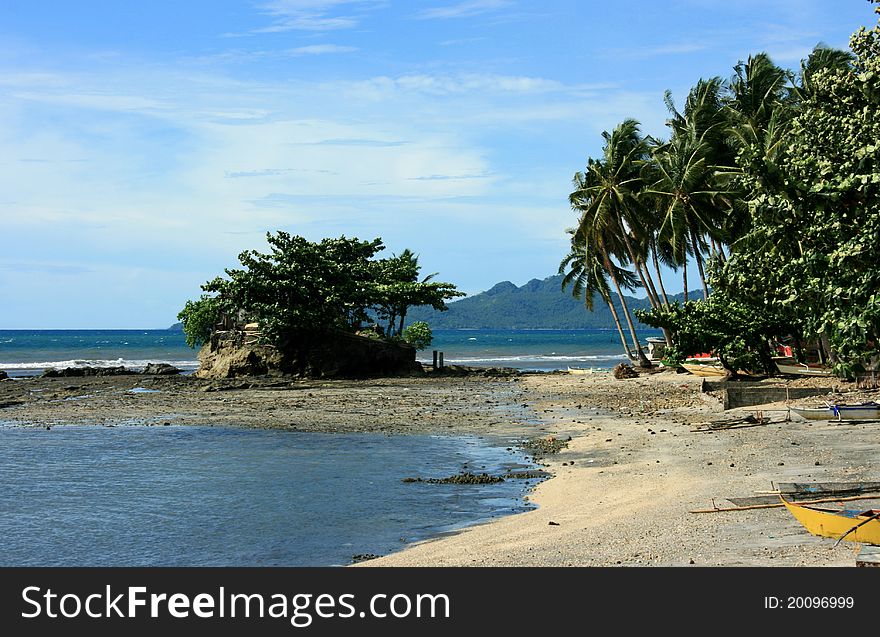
170, 275, 694, 331
407, 274, 693, 329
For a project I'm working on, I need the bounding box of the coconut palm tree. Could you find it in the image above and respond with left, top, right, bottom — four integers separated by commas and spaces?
569, 120, 663, 309
569, 152, 652, 367
559, 226, 635, 359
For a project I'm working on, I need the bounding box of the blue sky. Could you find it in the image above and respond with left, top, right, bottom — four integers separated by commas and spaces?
0, 0, 873, 328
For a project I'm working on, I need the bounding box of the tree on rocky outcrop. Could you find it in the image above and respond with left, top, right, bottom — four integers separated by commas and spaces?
179, 232, 461, 349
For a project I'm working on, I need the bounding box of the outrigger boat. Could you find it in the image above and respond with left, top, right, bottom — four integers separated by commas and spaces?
774, 359, 832, 377
680, 356, 726, 377
790, 402, 880, 421
567, 366, 594, 375
781, 498, 880, 545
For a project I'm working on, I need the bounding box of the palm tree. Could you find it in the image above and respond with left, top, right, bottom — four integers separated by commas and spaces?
644, 127, 728, 300
569, 149, 652, 367
559, 227, 635, 359
569, 120, 663, 310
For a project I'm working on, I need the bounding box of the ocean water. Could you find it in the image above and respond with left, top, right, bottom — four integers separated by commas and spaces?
0, 329, 199, 377
0, 328, 660, 376
0, 425, 537, 566
423, 328, 662, 371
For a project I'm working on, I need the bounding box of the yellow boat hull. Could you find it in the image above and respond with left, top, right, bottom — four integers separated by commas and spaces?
782, 499, 880, 545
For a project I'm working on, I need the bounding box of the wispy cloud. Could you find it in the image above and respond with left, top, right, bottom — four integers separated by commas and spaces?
0, 261, 94, 275
610, 41, 709, 59
408, 172, 492, 181
416, 0, 512, 20
338, 73, 564, 98
252, 0, 380, 32
286, 44, 358, 55
294, 137, 408, 147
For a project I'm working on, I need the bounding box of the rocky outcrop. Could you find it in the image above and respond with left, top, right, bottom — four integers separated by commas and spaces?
141, 363, 181, 375
0, 370, 7, 380
41, 366, 136, 378
196, 330, 423, 379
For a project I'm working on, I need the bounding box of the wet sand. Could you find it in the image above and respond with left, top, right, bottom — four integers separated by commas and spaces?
2, 369, 877, 566
364, 372, 880, 566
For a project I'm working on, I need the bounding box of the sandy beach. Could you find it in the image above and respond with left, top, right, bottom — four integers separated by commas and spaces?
1, 369, 877, 566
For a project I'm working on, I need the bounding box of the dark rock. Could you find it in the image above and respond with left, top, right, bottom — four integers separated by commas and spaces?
522, 436, 569, 457
351, 554, 381, 564
548, 521, 560, 526
402, 472, 505, 485
196, 329, 424, 379
41, 366, 135, 378
142, 363, 181, 376
0, 370, 7, 380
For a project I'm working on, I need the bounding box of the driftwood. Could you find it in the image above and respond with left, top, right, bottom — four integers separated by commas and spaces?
690, 411, 786, 432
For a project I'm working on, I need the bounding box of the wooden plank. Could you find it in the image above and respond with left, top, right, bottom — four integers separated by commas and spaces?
777, 482, 880, 495
856, 545, 880, 567
691, 493, 880, 514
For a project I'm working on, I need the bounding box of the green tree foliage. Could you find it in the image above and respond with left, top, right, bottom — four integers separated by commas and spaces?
371, 249, 464, 338
636, 283, 797, 375
177, 296, 221, 349
402, 321, 433, 350
713, 2, 880, 376
182, 232, 461, 347
588, 3, 880, 378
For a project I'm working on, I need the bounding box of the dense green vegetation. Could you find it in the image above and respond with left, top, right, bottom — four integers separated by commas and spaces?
402, 321, 433, 350
562, 2, 880, 377
178, 232, 462, 348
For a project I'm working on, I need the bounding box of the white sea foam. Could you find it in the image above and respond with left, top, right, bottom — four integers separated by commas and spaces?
417, 354, 625, 364
0, 358, 200, 371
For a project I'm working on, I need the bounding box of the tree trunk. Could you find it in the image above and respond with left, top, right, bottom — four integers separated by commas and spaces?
638, 261, 662, 309
718, 243, 727, 262
682, 252, 689, 303
690, 225, 710, 300
603, 297, 631, 360
397, 311, 406, 337
619, 226, 659, 308
650, 242, 670, 306
602, 250, 651, 367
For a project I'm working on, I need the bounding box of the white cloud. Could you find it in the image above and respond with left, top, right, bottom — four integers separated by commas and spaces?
416, 0, 512, 20
253, 0, 381, 32
286, 44, 358, 55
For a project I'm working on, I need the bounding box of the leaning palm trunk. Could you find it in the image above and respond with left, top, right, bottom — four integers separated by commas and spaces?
619, 228, 659, 308
690, 226, 710, 299
602, 251, 651, 367
650, 241, 670, 306
638, 261, 662, 309
682, 253, 689, 302
603, 296, 631, 359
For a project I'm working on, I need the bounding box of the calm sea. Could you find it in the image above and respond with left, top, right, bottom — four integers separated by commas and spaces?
0, 328, 660, 376
0, 327, 644, 565
0, 425, 537, 566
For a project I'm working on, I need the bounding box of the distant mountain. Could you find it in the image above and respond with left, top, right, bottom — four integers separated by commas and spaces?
167, 322, 183, 331
407, 274, 694, 329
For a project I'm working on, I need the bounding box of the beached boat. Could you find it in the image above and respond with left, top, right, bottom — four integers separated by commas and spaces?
774, 360, 832, 377
567, 366, 594, 375
791, 402, 880, 421
782, 498, 880, 545
680, 360, 726, 377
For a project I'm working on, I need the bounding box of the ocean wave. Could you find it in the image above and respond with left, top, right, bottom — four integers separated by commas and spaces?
417, 354, 625, 364
0, 358, 200, 371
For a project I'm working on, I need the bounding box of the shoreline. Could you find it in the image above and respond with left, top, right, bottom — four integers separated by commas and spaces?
2, 369, 878, 566
362, 372, 879, 567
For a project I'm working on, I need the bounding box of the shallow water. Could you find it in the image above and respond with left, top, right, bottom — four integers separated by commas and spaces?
0, 425, 536, 566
